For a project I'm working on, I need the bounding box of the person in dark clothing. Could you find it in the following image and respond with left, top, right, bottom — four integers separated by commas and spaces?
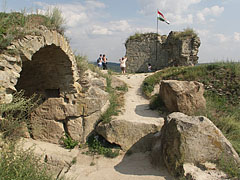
102, 54, 108, 70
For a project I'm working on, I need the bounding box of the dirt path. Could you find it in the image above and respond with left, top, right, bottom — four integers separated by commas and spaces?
22, 73, 172, 180
114, 73, 164, 124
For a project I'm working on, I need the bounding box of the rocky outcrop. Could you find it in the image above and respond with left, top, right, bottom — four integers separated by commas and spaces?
0, 25, 109, 144
30, 69, 109, 144
96, 119, 162, 152
151, 112, 240, 177
0, 25, 80, 104
159, 80, 206, 115
125, 31, 200, 73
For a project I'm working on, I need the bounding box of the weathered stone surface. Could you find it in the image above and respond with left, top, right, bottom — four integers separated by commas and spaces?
67, 117, 83, 142
0, 25, 111, 144
183, 163, 227, 180
0, 25, 80, 104
151, 112, 240, 177
96, 119, 162, 152
160, 80, 206, 115
125, 31, 200, 73
31, 114, 65, 144
111, 75, 126, 89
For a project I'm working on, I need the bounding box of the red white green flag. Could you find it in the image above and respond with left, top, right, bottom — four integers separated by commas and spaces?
157, 10, 170, 24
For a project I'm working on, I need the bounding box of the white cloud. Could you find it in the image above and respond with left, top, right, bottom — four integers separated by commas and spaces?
85, 0, 106, 9
138, 0, 201, 15
109, 20, 132, 32
167, 14, 193, 25
89, 25, 112, 35
197, 12, 205, 21
197, 5, 224, 22
215, 33, 228, 42
234, 32, 240, 41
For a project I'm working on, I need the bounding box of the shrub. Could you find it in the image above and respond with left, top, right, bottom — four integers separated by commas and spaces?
0, 143, 54, 180
0, 91, 39, 140
75, 54, 89, 76
173, 28, 198, 40
45, 7, 66, 34
60, 134, 78, 149
87, 135, 119, 158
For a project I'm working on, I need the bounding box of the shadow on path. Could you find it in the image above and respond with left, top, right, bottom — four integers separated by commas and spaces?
114, 134, 173, 180
135, 104, 163, 118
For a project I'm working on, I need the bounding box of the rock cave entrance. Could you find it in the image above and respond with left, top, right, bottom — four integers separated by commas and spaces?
16, 44, 74, 100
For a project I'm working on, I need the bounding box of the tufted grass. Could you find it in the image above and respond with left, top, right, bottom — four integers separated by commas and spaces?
0, 143, 54, 180
0, 9, 65, 52
142, 62, 240, 178
0, 91, 57, 180
0, 91, 39, 140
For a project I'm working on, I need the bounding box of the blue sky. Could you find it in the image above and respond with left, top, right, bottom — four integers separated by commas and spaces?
1, 0, 240, 63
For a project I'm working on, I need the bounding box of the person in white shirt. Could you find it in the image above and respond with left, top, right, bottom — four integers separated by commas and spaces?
119, 56, 127, 74
97, 54, 102, 68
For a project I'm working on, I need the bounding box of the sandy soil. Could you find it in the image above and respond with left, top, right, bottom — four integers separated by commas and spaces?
22, 138, 173, 180
113, 73, 164, 125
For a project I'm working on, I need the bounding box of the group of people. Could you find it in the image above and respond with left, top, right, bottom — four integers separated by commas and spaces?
97, 54, 108, 70
97, 54, 152, 74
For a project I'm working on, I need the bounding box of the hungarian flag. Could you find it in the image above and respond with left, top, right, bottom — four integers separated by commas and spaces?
157, 10, 170, 24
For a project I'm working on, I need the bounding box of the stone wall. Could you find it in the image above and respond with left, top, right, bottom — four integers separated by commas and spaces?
125, 31, 201, 73
0, 25, 109, 144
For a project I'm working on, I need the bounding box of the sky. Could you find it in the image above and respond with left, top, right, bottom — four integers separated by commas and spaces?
1, 0, 240, 63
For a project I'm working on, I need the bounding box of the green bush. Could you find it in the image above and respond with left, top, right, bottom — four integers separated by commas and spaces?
0, 143, 53, 180
0, 91, 39, 140
87, 135, 119, 158
60, 134, 78, 149
173, 28, 198, 40
217, 154, 240, 178
75, 54, 89, 76
45, 7, 66, 34
0, 9, 66, 51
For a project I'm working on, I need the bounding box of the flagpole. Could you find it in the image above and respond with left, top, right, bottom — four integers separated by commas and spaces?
156, 10, 158, 63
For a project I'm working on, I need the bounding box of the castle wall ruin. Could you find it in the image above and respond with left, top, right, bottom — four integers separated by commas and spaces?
125, 31, 201, 73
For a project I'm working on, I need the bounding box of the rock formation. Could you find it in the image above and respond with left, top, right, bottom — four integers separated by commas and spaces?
125, 30, 201, 73
151, 112, 240, 178
96, 119, 161, 152
159, 80, 206, 115
0, 26, 109, 144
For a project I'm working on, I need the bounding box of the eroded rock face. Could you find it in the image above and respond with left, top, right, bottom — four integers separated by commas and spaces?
151, 112, 240, 177
30, 69, 109, 144
0, 26, 80, 104
96, 119, 162, 152
160, 80, 206, 115
0, 25, 109, 144
125, 31, 200, 73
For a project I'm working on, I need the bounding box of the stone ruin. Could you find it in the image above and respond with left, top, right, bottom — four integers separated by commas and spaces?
0, 26, 109, 144
125, 31, 201, 73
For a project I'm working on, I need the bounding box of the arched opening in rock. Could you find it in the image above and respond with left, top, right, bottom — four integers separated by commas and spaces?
16, 44, 74, 100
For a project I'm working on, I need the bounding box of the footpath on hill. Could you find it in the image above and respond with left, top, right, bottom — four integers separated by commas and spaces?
114, 73, 164, 124
22, 73, 172, 180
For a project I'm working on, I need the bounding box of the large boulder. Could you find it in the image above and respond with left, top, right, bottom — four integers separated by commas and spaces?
160, 80, 206, 115
151, 112, 240, 177
96, 119, 162, 152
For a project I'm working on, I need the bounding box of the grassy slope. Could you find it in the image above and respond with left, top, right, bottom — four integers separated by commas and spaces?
142, 62, 240, 177
0, 10, 64, 52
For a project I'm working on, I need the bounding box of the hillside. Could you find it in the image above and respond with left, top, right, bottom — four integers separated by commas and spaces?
142, 62, 240, 177
0, 10, 64, 53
